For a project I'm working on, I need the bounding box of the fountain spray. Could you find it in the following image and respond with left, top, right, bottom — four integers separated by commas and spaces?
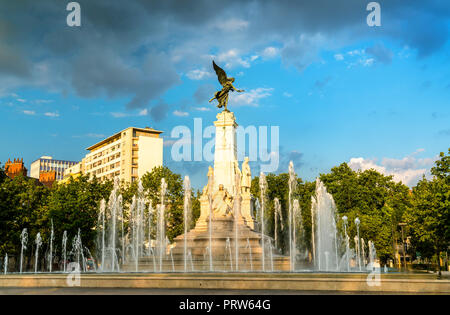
62, 230, 67, 272
183, 176, 191, 272
20, 228, 28, 273
34, 232, 42, 273
259, 172, 267, 271
288, 161, 297, 272
355, 217, 361, 271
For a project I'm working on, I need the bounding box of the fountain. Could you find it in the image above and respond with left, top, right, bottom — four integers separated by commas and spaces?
355, 217, 361, 271
259, 172, 268, 271
183, 176, 191, 272
274, 198, 283, 250
34, 232, 42, 273
20, 228, 28, 273
288, 161, 297, 271
311, 179, 340, 271
3, 254, 7, 274
62, 230, 67, 272
48, 220, 54, 272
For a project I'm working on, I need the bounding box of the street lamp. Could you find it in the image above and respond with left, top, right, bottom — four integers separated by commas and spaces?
398, 223, 407, 271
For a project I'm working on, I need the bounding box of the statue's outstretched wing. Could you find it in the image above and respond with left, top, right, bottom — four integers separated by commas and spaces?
213, 60, 227, 86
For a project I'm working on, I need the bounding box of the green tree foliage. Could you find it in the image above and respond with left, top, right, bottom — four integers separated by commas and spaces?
320, 163, 411, 263
0, 175, 49, 260
251, 173, 315, 254
47, 175, 112, 254
141, 166, 185, 241
405, 149, 449, 275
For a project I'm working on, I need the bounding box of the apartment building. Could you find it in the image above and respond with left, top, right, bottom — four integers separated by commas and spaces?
81, 127, 163, 183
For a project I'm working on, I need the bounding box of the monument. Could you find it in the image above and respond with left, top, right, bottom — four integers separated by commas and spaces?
168, 62, 286, 271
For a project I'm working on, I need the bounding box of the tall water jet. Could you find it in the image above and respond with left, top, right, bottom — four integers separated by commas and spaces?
207, 169, 214, 271
311, 179, 339, 271
130, 181, 145, 272
274, 198, 283, 250
288, 161, 297, 272
361, 238, 366, 267
48, 220, 54, 272
73, 229, 86, 272
292, 199, 300, 271
183, 176, 191, 272
157, 178, 167, 272
246, 238, 253, 271
225, 237, 233, 270
20, 228, 28, 273
355, 217, 361, 271
354, 236, 360, 271
62, 230, 67, 272
368, 240, 377, 270
3, 254, 7, 274
342, 216, 350, 271
98, 199, 106, 270
34, 232, 42, 273
259, 172, 268, 271
148, 201, 154, 257
233, 170, 241, 271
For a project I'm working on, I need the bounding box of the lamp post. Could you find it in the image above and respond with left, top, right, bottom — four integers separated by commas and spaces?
398, 223, 407, 271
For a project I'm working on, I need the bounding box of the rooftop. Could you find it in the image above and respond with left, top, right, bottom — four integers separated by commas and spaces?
86, 126, 163, 151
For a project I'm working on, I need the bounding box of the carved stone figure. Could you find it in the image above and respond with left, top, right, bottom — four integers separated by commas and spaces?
241, 157, 251, 193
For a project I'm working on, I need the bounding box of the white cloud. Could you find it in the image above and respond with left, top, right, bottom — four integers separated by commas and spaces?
214, 49, 251, 69
22, 110, 35, 115
194, 106, 210, 111
262, 46, 280, 58
138, 108, 148, 116
44, 111, 59, 117
110, 112, 129, 118
348, 151, 438, 186
229, 87, 273, 107
334, 53, 344, 61
283, 92, 293, 98
173, 110, 189, 117
16, 98, 26, 103
186, 69, 213, 80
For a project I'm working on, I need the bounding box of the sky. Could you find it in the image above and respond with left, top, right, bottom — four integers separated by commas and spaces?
0, 0, 449, 190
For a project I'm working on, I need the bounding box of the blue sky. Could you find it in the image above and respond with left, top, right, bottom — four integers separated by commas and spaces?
1, 1, 449, 189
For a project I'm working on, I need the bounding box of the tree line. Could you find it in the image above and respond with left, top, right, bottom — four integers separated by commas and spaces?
0, 149, 448, 273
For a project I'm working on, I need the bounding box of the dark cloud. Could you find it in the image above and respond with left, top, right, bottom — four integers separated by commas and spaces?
194, 84, 215, 104
314, 76, 333, 90
149, 100, 170, 122
366, 43, 393, 64
0, 0, 449, 111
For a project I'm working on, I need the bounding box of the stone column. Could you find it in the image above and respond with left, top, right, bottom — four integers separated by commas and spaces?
213, 110, 238, 195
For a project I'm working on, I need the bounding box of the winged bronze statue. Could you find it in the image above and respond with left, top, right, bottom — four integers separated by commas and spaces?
209, 61, 244, 111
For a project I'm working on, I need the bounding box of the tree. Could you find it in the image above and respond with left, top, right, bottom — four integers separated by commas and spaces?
406, 149, 450, 276
46, 175, 112, 256
0, 174, 50, 270
141, 166, 185, 241
320, 163, 411, 264
251, 173, 315, 254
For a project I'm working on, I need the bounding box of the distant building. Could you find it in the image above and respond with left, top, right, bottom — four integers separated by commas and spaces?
71, 127, 163, 183
4, 158, 28, 179
60, 162, 83, 184
39, 171, 56, 188
30, 156, 78, 181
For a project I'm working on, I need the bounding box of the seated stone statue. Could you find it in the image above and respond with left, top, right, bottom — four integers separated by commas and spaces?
212, 184, 233, 217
